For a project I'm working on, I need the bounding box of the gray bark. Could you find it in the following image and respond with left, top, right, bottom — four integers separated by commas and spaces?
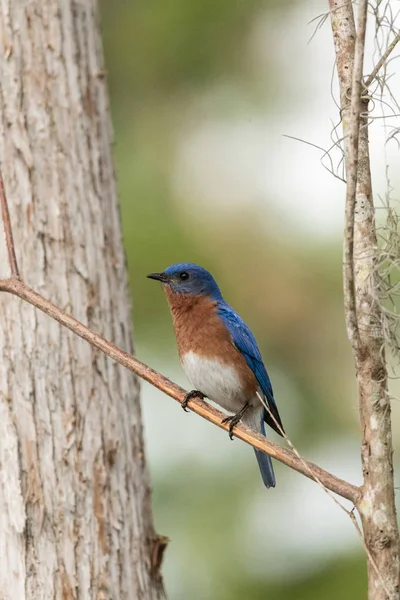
329, 1, 400, 598
0, 1, 165, 598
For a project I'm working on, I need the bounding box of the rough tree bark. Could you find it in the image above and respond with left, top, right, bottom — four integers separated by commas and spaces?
0, 1, 165, 599
329, 1, 400, 598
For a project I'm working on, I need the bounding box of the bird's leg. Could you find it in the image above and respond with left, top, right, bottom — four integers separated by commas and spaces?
221, 402, 250, 440
181, 390, 206, 412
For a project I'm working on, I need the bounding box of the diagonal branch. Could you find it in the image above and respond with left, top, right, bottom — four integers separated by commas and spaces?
0, 164, 361, 503
365, 30, 400, 88
0, 275, 361, 504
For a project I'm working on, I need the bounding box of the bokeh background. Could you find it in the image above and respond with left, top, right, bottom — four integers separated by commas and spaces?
99, 1, 400, 598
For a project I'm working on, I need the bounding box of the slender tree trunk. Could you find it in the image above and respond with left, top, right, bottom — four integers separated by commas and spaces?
0, 1, 166, 598
329, 2, 400, 598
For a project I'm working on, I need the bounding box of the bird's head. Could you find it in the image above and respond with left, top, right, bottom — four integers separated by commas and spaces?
147, 262, 223, 301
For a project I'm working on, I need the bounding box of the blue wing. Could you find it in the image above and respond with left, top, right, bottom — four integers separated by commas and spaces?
217, 303, 284, 436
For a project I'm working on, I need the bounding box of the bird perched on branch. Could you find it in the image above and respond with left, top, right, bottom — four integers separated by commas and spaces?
147, 262, 284, 488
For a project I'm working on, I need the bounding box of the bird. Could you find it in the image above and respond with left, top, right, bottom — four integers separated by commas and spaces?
147, 262, 284, 488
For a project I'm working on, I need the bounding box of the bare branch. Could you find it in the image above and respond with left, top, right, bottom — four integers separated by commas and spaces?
329, 0, 361, 351
344, 0, 368, 353
0, 163, 361, 502
0, 171, 19, 278
365, 30, 400, 87
0, 275, 361, 503
257, 391, 358, 513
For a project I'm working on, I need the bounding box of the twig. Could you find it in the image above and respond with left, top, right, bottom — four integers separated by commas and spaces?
256, 391, 352, 507
0, 275, 360, 503
365, 30, 400, 87
0, 171, 19, 278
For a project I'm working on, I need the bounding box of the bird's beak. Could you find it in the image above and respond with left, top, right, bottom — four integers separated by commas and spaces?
147, 272, 168, 283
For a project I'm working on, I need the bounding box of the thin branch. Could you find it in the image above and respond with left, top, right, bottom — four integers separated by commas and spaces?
257, 391, 354, 510
0, 275, 361, 504
0, 165, 361, 502
329, 0, 361, 352
0, 172, 19, 278
343, 0, 369, 354
365, 30, 400, 87
344, 0, 368, 353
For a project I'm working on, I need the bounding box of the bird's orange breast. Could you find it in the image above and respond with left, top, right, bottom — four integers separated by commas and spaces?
163, 287, 258, 396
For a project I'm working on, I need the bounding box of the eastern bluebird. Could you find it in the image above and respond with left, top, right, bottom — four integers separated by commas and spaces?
147, 262, 284, 488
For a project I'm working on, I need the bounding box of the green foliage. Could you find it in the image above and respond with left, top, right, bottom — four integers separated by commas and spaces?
101, 0, 284, 103
230, 556, 366, 600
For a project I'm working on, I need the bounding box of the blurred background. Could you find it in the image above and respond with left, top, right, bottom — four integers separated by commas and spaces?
99, 1, 400, 598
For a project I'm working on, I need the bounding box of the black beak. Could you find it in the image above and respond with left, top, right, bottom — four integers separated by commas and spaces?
147, 272, 168, 283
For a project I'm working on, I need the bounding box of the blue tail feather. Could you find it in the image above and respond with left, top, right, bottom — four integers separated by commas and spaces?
254, 449, 276, 488
255, 409, 276, 488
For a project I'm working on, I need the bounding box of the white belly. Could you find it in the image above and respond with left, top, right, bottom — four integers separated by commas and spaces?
181, 351, 247, 413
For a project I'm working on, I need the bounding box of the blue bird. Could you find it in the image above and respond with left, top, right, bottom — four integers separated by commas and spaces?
147, 262, 284, 488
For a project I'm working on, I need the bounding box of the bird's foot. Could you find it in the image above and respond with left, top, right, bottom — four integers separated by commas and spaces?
181, 390, 206, 412
221, 402, 250, 440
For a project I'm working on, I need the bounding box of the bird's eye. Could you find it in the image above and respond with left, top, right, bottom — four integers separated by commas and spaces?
179, 272, 189, 281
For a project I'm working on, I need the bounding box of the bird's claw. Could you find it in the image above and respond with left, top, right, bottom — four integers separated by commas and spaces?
221, 402, 250, 440
182, 390, 205, 412
221, 414, 240, 440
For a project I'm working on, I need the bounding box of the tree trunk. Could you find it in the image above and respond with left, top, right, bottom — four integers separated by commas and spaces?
0, 1, 165, 599
329, 1, 400, 598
